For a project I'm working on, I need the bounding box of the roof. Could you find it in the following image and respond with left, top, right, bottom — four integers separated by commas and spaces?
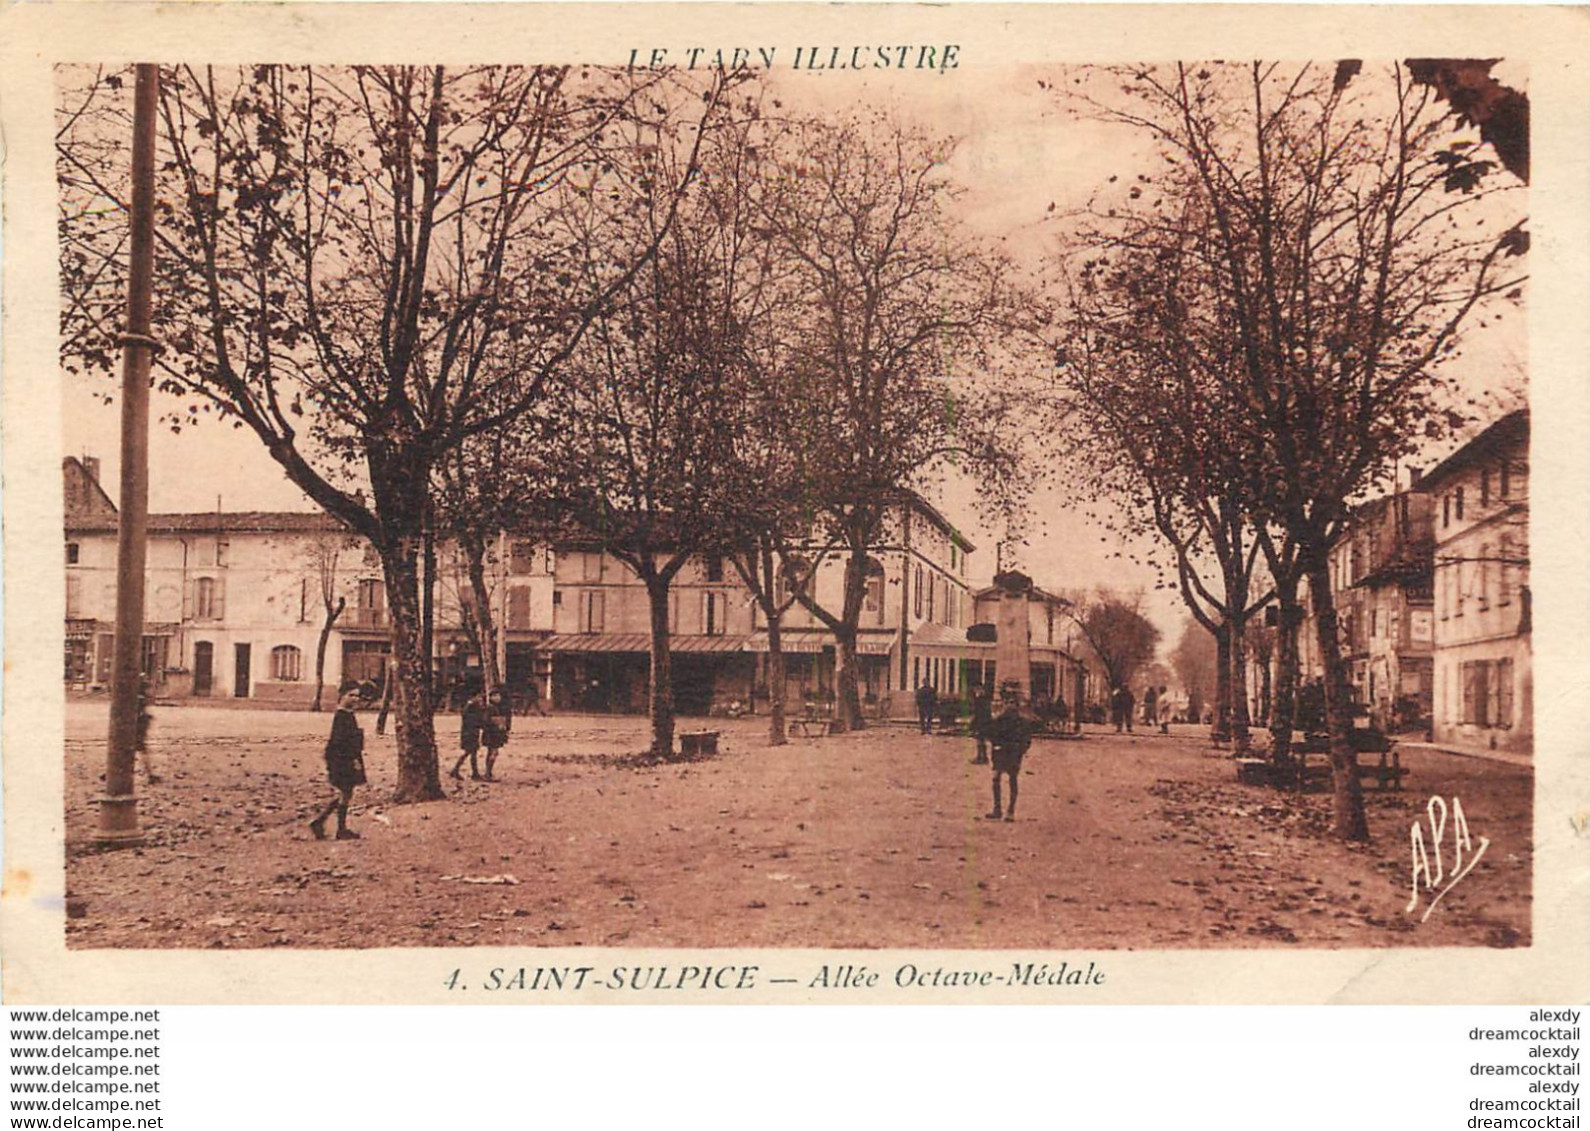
972, 582, 1071, 606
893, 489, 976, 554
1416, 409, 1529, 491
67, 510, 350, 536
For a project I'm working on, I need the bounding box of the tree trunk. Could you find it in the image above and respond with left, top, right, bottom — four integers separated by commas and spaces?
766, 614, 788, 746
828, 547, 869, 733
1303, 553, 1369, 842
1271, 590, 1301, 763
1228, 612, 1251, 753
1257, 649, 1272, 727
1213, 622, 1231, 740
383, 541, 445, 802
464, 536, 502, 693
831, 628, 862, 733
645, 575, 677, 759
311, 596, 345, 711
420, 522, 437, 709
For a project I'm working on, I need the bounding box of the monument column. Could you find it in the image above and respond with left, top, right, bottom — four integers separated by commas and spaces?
992, 570, 1033, 705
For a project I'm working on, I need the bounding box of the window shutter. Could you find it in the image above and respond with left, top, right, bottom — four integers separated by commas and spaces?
213, 578, 226, 621
1460, 662, 1476, 725
591, 591, 605, 633
508, 587, 530, 630
1497, 659, 1514, 727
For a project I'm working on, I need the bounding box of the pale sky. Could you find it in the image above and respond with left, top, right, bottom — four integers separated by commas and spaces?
60, 61, 1528, 653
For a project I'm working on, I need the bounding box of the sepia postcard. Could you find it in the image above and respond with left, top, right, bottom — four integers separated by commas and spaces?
3, 2, 1588, 1005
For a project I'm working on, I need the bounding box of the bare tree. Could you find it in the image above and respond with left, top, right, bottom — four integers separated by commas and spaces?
1067, 589, 1162, 695
304, 534, 355, 710
59, 64, 729, 800
753, 112, 1029, 732
538, 89, 758, 758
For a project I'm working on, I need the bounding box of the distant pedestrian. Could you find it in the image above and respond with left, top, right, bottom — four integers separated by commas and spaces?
482, 687, 513, 781
1111, 685, 1135, 733
986, 698, 1034, 822
1142, 685, 1159, 731
523, 676, 549, 718
309, 685, 366, 841
969, 684, 994, 764
452, 689, 486, 781
916, 682, 937, 735
1157, 687, 1172, 734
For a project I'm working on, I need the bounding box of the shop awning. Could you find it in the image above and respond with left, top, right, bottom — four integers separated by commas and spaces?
539, 633, 753, 654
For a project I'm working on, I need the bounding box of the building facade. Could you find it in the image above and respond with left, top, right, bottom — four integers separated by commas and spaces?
1421, 410, 1531, 756
67, 459, 1076, 718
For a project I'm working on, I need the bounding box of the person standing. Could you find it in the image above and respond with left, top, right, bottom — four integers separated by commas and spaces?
451, 688, 486, 780
482, 687, 513, 781
916, 681, 937, 735
523, 674, 549, 718
309, 685, 367, 841
986, 697, 1033, 822
1157, 686, 1173, 733
969, 684, 994, 765
1142, 684, 1158, 732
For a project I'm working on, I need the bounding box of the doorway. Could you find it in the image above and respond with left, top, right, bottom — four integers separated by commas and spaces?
193, 641, 214, 696
233, 643, 251, 698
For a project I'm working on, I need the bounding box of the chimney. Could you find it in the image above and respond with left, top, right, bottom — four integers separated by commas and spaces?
1407, 465, 1422, 488
82, 456, 101, 485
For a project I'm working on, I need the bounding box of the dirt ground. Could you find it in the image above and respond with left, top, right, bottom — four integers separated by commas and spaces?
61, 703, 1532, 950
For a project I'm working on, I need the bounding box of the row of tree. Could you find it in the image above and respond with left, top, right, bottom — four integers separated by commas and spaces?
1047, 62, 1527, 840
57, 65, 1030, 799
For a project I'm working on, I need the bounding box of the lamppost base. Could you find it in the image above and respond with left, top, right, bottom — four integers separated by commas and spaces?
93, 794, 145, 847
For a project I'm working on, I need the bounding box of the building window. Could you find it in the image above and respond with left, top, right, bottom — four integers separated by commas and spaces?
509, 541, 535, 576
66, 575, 82, 617
581, 552, 603, 582
1499, 461, 1511, 500
705, 555, 724, 583
913, 565, 924, 619
926, 572, 936, 622
1478, 542, 1492, 610
703, 591, 724, 636
1461, 660, 1514, 729
1442, 493, 1451, 529
581, 590, 605, 633
1455, 487, 1465, 521
66, 542, 80, 565
544, 547, 556, 575
194, 576, 222, 620
270, 645, 303, 681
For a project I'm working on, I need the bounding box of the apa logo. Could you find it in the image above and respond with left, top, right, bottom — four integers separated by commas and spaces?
1407, 796, 1489, 923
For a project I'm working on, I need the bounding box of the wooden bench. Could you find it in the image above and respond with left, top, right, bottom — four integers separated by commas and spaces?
678, 731, 720, 757
789, 705, 833, 738
1285, 731, 1407, 791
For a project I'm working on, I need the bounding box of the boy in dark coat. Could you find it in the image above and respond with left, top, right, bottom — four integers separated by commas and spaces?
452, 690, 487, 780
986, 698, 1033, 822
309, 686, 366, 841
482, 688, 513, 781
